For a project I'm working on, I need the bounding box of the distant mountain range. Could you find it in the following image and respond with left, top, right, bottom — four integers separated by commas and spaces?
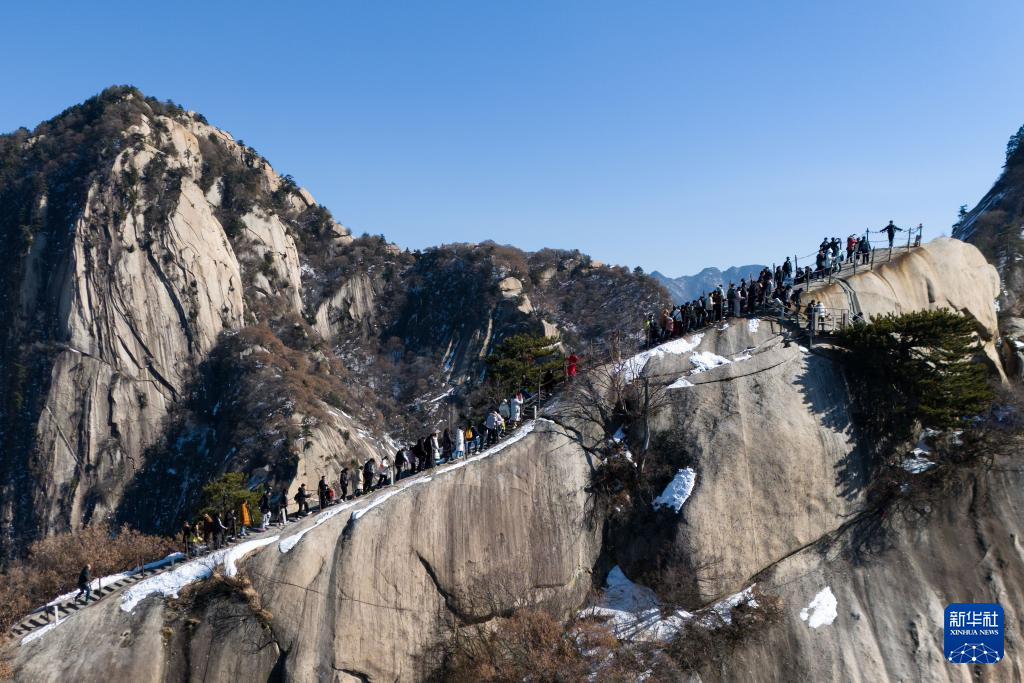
651, 264, 767, 303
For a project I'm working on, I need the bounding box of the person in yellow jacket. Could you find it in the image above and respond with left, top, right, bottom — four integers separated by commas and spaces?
240, 500, 252, 537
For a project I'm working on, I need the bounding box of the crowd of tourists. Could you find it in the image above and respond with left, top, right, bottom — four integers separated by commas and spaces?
645, 222, 918, 345
175, 368, 587, 558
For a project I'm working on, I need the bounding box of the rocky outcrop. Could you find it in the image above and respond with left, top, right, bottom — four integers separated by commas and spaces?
630, 324, 866, 602
9, 420, 601, 682
815, 237, 1003, 374
711, 458, 1024, 682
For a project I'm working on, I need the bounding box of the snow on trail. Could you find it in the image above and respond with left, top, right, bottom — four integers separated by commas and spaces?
653, 468, 696, 512
349, 420, 542, 525
43, 552, 185, 609
121, 536, 279, 613
617, 334, 704, 383
748, 318, 761, 333
279, 501, 357, 553
800, 587, 838, 628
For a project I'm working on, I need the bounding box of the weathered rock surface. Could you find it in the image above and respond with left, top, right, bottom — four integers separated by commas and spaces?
815, 237, 1003, 374
712, 458, 1024, 682
9, 420, 601, 682
630, 324, 867, 602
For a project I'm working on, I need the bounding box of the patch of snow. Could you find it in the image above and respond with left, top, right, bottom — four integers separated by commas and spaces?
798, 345, 809, 353
717, 323, 729, 331
1014, 339, 1024, 350
612, 426, 626, 442
667, 376, 694, 389
280, 501, 357, 553
800, 586, 838, 628
688, 351, 731, 374
44, 552, 185, 608
224, 536, 279, 576
912, 428, 941, 456
617, 334, 704, 383
653, 468, 696, 512
121, 539, 277, 613
732, 353, 752, 362
582, 567, 758, 642
748, 318, 761, 333
581, 567, 690, 641
702, 586, 759, 627
902, 456, 936, 474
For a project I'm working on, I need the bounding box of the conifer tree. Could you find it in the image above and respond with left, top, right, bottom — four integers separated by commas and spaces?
486, 334, 562, 396
838, 309, 993, 443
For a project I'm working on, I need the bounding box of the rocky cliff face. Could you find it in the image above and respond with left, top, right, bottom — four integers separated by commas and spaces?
7, 238, 1014, 682
0, 87, 667, 555
11, 420, 602, 682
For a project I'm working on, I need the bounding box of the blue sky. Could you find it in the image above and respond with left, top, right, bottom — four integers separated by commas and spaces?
2, 1, 1023, 276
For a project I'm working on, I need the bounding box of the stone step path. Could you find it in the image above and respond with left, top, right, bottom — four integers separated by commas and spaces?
11, 414, 545, 640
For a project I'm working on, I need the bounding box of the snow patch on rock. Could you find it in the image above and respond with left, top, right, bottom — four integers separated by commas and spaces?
800, 586, 838, 628
653, 468, 696, 512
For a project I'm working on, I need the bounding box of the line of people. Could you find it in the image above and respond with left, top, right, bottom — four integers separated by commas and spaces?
178, 389, 551, 559
645, 263, 804, 345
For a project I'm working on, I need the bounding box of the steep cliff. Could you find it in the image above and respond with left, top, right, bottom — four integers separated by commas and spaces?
0, 87, 667, 555
10, 420, 602, 682
7, 238, 1014, 682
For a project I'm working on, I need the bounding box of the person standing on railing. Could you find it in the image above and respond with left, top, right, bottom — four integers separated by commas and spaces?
727, 283, 737, 318
882, 220, 902, 247
914, 223, 923, 246
782, 257, 793, 282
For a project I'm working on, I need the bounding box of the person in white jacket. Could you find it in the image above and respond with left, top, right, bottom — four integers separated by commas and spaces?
510, 394, 523, 426
453, 426, 465, 460
430, 432, 441, 467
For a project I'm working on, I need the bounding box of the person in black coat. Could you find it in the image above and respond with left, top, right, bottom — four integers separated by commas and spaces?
318, 476, 330, 510
76, 564, 92, 603
339, 467, 350, 500
362, 459, 376, 493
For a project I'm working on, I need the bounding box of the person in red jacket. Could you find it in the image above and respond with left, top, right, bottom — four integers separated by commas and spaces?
566, 353, 579, 379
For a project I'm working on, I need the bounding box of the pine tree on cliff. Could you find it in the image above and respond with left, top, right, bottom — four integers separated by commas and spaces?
839, 309, 993, 443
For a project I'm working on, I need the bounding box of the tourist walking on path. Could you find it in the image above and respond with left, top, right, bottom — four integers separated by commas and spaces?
259, 490, 271, 531
76, 564, 92, 603
295, 484, 310, 516
239, 500, 251, 537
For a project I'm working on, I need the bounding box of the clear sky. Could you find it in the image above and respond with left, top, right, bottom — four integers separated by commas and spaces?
2, 1, 1023, 276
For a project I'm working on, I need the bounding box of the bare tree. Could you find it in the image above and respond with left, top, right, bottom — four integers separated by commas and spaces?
550, 351, 674, 499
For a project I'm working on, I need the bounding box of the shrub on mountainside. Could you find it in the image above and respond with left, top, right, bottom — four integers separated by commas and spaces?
837, 309, 994, 448
485, 333, 563, 397
0, 523, 177, 633
196, 472, 263, 526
